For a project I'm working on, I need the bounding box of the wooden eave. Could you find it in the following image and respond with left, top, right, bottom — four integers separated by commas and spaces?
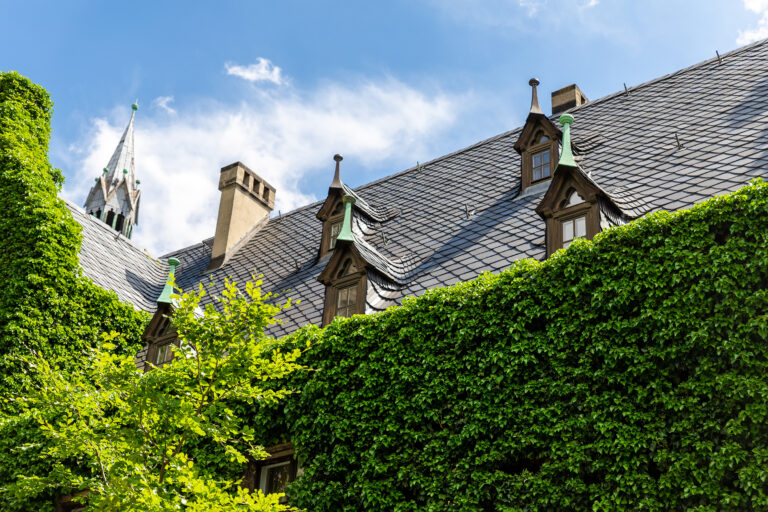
315, 187, 345, 221
535, 164, 602, 218
317, 240, 369, 285
513, 112, 562, 154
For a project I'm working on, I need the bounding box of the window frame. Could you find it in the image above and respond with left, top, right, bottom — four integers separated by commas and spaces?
320, 199, 345, 256
547, 199, 599, 256
522, 131, 558, 190
242, 443, 301, 505
322, 262, 367, 326
142, 304, 179, 371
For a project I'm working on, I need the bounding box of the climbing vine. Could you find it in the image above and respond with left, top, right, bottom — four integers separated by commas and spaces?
280, 180, 768, 511
0, 71, 147, 511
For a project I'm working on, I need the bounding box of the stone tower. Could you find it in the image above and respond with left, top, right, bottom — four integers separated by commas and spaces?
83, 102, 141, 238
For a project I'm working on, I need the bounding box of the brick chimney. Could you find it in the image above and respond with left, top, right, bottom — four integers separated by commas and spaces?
551, 84, 588, 115
207, 162, 275, 270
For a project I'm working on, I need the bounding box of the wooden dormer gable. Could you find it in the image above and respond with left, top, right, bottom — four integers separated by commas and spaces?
535, 113, 604, 257
514, 79, 562, 190
316, 154, 348, 257
317, 240, 368, 286
316, 185, 345, 222
535, 164, 601, 219
535, 164, 603, 257
317, 236, 369, 326
512, 112, 561, 155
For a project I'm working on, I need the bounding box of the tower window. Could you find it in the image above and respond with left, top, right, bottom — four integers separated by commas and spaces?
115, 214, 125, 232
105, 211, 115, 228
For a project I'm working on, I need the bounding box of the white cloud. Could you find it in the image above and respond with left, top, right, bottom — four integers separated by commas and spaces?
61, 78, 465, 257
428, 0, 625, 43
225, 58, 284, 85
518, 0, 544, 17
152, 95, 176, 114
738, 0, 768, 44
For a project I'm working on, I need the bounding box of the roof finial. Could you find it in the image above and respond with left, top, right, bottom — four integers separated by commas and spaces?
557, 113, 577, 168
336, 195, 356, 243
528, 78, 543, 114
157, 258, 180, 304
330, 154, 344, 189
132, 99, 139, 111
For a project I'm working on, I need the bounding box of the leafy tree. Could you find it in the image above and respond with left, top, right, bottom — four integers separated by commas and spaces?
9, 278, 308, 511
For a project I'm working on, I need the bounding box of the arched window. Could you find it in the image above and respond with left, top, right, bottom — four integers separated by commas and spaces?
105, 210, 115, 228
115, 213, 125, 233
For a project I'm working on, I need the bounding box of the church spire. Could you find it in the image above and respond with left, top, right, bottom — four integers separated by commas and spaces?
83, 103, 142, 239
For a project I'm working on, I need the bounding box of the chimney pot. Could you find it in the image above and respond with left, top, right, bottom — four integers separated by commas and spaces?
207, 161, 275, 270
551, 84, 589, 115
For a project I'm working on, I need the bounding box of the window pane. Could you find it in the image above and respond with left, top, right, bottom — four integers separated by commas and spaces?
156, 344, 173, 364
542, 166, 550, 179
542, 150, 550, 163
337, 287, 348, 309
532, 168, 541, 181
265, 462, 292, 494
575, 216, 587, 238
336, 285, 357, 318
329, 222, 342, 249
563, 219, 574, 242
532, 153, 541, 166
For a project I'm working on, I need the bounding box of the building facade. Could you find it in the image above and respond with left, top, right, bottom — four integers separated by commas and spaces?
66, 37, 768, 497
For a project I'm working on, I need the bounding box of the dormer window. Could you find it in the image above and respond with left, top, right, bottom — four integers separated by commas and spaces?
142, 304, 179, 371
321, 255, 366, 325
328, 221, 342, 250
531, 148, 551, 182
523, 128, 557, 187
541, 186, 599, 256
561, 215, 586, 249
336, 284, 358, 318
320, 200, 345, 256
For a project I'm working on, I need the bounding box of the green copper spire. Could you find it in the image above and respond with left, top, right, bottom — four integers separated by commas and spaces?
132, 99, 139, 111
336, 195, 356, 243
558, 113, 577, 168
157, 258, 180, 304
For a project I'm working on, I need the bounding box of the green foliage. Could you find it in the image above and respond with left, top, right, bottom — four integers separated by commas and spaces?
0, 71, 147, 510
281, 180, 768, 511
10, 279, 308, 511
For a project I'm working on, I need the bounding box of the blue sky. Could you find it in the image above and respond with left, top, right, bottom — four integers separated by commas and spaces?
2, 0, 767, 255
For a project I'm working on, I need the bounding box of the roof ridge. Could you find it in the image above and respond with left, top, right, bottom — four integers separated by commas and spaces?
563, 37, 768, 117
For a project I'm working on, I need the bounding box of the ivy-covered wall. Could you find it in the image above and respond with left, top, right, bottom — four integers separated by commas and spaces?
281, 180, 768, 511
0, 72, 147, 510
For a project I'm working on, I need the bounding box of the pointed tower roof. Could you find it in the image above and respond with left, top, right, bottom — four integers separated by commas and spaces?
104, 102, 138, 185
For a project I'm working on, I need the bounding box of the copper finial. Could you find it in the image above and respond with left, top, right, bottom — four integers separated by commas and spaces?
528, 78, 543, 114
330, 154, 343, 189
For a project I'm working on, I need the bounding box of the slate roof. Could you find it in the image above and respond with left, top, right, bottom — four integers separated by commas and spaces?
77, 37, 768, 337
67, 201, 168, 313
